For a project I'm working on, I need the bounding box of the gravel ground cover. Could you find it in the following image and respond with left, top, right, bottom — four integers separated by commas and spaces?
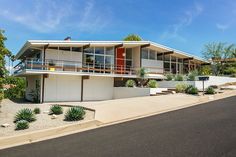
0, 99, 94, 137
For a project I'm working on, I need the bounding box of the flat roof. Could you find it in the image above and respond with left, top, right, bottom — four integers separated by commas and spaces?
15, 40, 209, 63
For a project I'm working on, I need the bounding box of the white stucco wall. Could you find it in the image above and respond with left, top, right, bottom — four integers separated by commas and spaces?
158, 76, 236, 90
142, 59, 163, 73
45, 49, 82, 66
25, 75, 41, 101
83, 76, 114, 101
113, 87, 150, 99
44, 75, 82, 102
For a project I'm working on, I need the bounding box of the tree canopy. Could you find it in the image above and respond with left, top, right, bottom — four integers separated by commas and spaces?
202, 42, 236, 76
0, 29, 11, 78
123, 34, 142, 41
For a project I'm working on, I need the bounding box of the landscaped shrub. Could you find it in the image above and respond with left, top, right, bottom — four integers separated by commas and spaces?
147, 80, 158, 88
199, 65, 212, 75
125, 79, 136, 87
65, 107, 85, 121
185, 85, 198, 95
223, 67, 236, 75
174, 74, 184, 81
205, 87, 215, 94
187, 70, 198, 81
15, 120, 29, 130
3, 76, 26, 99
33, 107, 41, 114
50, 105, 63, 115
165, 74, 173, 81
175, 83, 188, 93
14, 108, 36, 123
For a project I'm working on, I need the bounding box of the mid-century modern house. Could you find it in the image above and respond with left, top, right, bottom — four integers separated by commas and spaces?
14, 40, 208, 102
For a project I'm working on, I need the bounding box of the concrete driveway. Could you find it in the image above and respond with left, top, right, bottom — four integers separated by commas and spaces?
78, 94, 214, 123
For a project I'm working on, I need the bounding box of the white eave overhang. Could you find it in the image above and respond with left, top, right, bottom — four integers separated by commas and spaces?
15, 40, 209, 63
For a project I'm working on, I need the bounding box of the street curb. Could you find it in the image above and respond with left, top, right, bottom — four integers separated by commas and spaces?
0, 120, 102, 150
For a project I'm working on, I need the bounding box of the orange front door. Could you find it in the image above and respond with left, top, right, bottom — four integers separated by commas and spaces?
116, 48, 125, 74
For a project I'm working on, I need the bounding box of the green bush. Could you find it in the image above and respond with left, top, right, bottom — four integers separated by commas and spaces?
3, 76, 26, 99
185, 85, 198, 95
223, 67, 236, 75
187, 70, 198, 81
15, 120, 29, 130
147, 80, 158, 88
65, 107, 85, 121
14, 108, 36, 123
125, 79, 136, 87
174, 74, 184, 81
199, 65, 212, 75
175, 83, 188, 93
33, 107, 40, 114
165, 74, 173, 81
205, 87, 215, 94
50, 105, 63, 115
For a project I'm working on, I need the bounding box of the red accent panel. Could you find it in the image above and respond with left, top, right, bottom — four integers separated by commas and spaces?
116, 48, 125, 74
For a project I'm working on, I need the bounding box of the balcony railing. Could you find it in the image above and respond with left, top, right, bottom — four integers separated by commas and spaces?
14, 59, 141, 76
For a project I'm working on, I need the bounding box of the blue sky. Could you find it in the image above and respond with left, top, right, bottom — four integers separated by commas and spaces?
0, 0, 236, 57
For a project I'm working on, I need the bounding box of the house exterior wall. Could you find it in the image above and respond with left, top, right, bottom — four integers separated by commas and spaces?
45, 49, 82, 64
83, 76, 114, 101
44, 74, 82, 102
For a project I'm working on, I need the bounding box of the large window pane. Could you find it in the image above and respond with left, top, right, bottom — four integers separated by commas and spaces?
126, 48, 132, 60
59, 47, 70, 51
95, 55, 104, 67
84, 47, 94, 54
95, 47, 104, 55
83, 54, 94, 65
164, 55, 170, 61
105, 56, 114, 65
106, 47, 114, 55
149, 50, 156, 60
157, 53, 163, 60
141, 48, 148, 59
171, 56, 176, 62
72, 47, 82, 52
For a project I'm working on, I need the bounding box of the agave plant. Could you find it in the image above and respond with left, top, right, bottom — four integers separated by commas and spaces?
14, 108, 36, 123
15, 120, 29, 130
65, 107, 85, 121
50, 105, 63, 115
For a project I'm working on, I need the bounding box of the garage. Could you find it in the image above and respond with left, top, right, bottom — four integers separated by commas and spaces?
44, 75, 82, 102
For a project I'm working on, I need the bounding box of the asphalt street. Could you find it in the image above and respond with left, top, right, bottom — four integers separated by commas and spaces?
1, 96, 236, 157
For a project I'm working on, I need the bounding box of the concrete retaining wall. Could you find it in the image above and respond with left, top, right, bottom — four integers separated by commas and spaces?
158, 76, 236, 90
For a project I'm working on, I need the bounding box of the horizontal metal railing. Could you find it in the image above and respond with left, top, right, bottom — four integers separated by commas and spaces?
13, 59, 137, 75
14, 59, 165, 76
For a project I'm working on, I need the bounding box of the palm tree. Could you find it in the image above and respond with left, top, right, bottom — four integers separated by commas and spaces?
123, 34, 142, 41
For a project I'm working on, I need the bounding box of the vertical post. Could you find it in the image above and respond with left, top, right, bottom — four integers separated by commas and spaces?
188, 60, 190, 73
202, 80, 205, 95
169, 55, 171, 73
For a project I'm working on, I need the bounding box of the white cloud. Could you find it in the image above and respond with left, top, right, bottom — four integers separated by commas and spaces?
0, 0, 111, 33
160, 3, 203, 42
216, 23, 230, 32
0, 0, 73, 33
76, 0, 111, 32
